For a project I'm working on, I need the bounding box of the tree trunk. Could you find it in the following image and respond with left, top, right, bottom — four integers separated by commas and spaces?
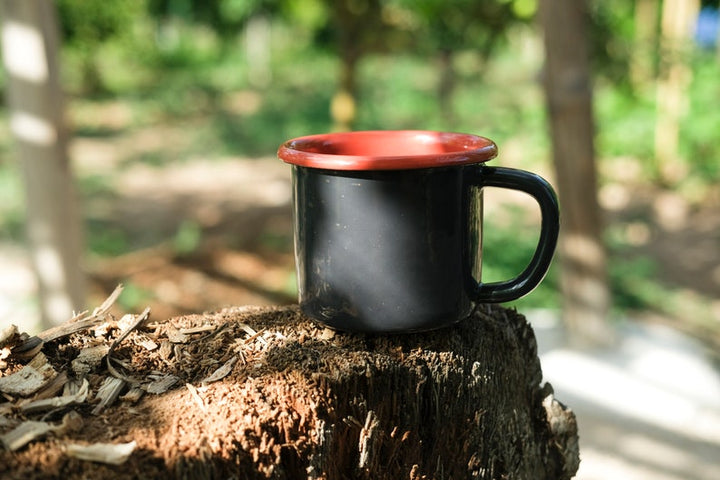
438, 49, 457, 126
327, 0, 382, 132
330, 52, 358, 132
0, 305, 579, 479
0, 0, 86, 329
539, 0, 614, 346
654, 0, 699, 184
631, 0, 660, 91
245, 14, 272, 89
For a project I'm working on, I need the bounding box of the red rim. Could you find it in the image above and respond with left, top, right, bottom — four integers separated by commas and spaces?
278, 130, 497, 171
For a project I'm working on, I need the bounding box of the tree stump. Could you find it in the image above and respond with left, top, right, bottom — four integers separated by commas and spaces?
0, 304, 579, 479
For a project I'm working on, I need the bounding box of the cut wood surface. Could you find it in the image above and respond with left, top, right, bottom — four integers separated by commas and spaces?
0, 304, 579, 479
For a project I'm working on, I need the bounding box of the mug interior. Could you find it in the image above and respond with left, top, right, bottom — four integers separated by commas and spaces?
278, 130, 497, 171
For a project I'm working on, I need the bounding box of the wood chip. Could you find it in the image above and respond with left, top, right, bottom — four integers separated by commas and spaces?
65, 440, 136, 465
0, 414, 18, 429
37, 284, 125, 344
10, 335, 43, 360
92, 377, 126, 415
165, 325, 189, 344
241, 324, 267, 345
1, 410, 83, 451
179, 325, 216, 335
200, 356, 238, 385
119, 387, 145, 403
158, 341, 173, 361
319, 328, 336, 341
0, 352, 57, 397
17, 371, 68, 409
185, 383, 206, 411
10, 285, 125, 358
20, 378, 89, 415
136, 337, 158, 351
2, 420, 56, 451
117, 314, 138, 333
72, 345, 110, 376
63, 377, 86, 397
144, 374, 179, 394
106, 307, 151, 384
0, 324, 18, 348
0, 347, 10, 370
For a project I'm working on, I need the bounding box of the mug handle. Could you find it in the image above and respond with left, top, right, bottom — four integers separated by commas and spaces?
467, 166, 560, 303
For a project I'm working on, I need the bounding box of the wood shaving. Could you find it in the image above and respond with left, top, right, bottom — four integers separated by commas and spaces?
92, 377, 126, 415
0, 352, 57, 397
119, 387, 145, 403
20, 378, 89, 415
158, 341, 173, 361
23, 371, 68, 402
241, 324, 267, 345
165, 326, 189, 344
106, 308, 151, 384
136, 337, 158, 351
63, 377, 85, 397
65, 440, 137, 465
1, 410, 82, 451
185, 383, 206, 411
9, 336, 43, 360
72, 345, 110, 376
179, 325, 215, 335
144, 374, 179, 395
0, 325, 18, 348
200, 355, 238, 384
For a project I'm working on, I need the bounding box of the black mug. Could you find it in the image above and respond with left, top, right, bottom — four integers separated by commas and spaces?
278, 131, 559, 333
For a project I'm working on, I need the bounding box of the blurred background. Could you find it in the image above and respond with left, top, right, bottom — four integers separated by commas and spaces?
0, 1, 719, 479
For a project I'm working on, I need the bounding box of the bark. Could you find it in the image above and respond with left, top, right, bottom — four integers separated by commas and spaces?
0, 0, 86, 328
631, 0, 660, 90
245, 15, 272, 89
330, 52, 358, 132
539, 0, 614, 346
0, 305, 579, 479
654, 0, 700, 184
327, 0, 382, 131
438, 49, 457, 127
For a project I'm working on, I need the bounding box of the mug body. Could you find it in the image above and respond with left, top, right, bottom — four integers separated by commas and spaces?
292, 165, 482, 332
279, 130, 558, 334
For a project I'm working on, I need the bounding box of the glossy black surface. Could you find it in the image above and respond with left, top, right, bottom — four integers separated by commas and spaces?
292, 165, 559, 333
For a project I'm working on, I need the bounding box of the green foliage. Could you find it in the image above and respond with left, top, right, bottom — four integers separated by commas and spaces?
57, 0, 144, 47
0, 162, 24, 243
587, 0, 636, 85
58, 0, 149, 94
594, 52, 720, 187
173, 220, 202, 256
595, 85, 656, 164
280, 0, 328, 30
118, 281, 155, 310
390, 0, 531, 57
147, 0, 272, 38
86, 222, 131, 257
683, 53, 720, 180
481, 206, 560, 310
